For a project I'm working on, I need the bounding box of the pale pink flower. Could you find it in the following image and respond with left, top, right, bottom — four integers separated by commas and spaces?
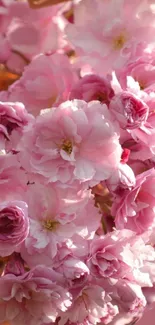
54, 255, 90, 288
106, 162, 136, 194
1, 53, 77, 116
88, 229, 155, 286
0, 200, 29, 256
66, 0, 155, 73
104, 280, 147, 324
70, 74, 114, 105
18, 100, 122, 185
65, 235, 90, 260
118, 55, 155, 92
20, 181, 100, 266
0, 265, 72, 325
112, 168, 155, 234
114, 280, 147, 316
59, 285, 118, 325
6, 1, 61, 59
0, 0, 62, 73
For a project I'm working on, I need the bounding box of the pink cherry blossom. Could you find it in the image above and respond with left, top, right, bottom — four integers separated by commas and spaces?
88, 229, 155, 286
110, 72, 155, 161
106, 162, 136, 194
117, 54, 155, 92
20, 181, 100, 266
18, 100, 122, 185
59, 285, 118, 325
0, 0, 64, 75
0, 101, 34, 150
66, 0, 155, 73
54, 255, 90, 288
0, 200, 29, 256
128, 111, 155, 161
0, 0, 155, 323
0, 53, 78, 116
4, 0, 61, 59
70, 74, 114, 105
112, 168, 155, 234
109, 92, 149, 130
0, 265, 72, 325
113, 280, 147, 317
103, 280, 147, 324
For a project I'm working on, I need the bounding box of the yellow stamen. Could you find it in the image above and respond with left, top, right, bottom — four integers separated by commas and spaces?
61, 139, 73, 155
43, 219, 59, 231
113, 34, 126, 50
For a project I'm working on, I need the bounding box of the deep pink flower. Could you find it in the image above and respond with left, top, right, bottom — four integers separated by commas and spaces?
70, 74, 114, 105
18, 100, 122, 185
0, 200, 29, 256
0, 101, 34, 150
109, 92, 149, 130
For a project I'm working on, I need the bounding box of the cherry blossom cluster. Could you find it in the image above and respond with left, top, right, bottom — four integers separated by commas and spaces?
1, 1, 155, 325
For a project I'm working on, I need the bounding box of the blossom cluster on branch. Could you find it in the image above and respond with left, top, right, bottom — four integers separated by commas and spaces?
1, 1, 155, 325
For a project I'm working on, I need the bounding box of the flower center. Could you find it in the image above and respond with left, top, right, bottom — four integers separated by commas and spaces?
61, 139, 73, 155
43, 219, 59, 231
113, 34, 126, 50
138, 81, 146, 90
95, 92, 107, 102
0, 216, 14, 234
77, 290, 88, 303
